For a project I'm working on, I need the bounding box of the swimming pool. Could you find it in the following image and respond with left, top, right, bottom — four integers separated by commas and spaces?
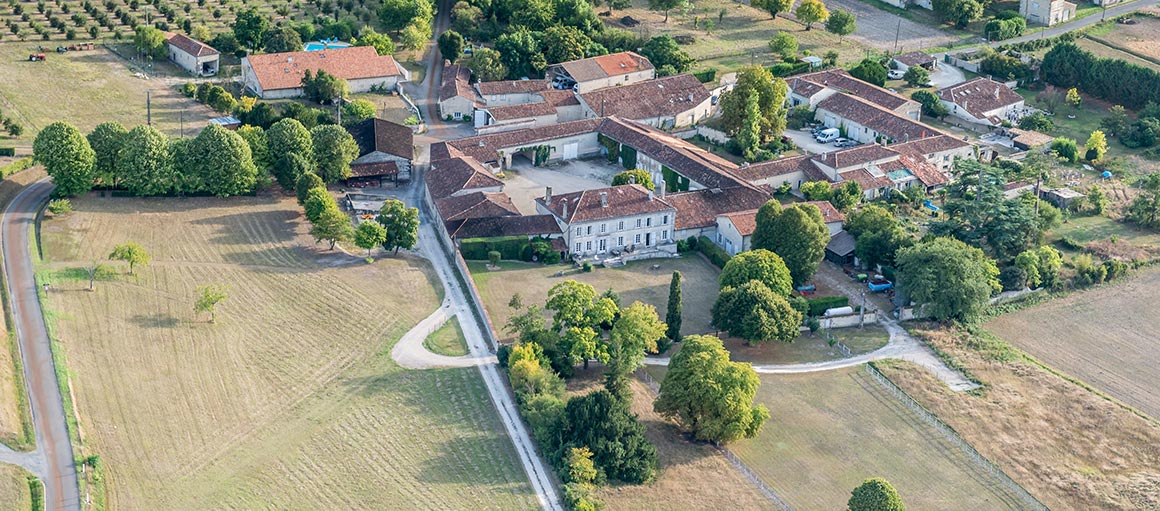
304, 41, 350, 51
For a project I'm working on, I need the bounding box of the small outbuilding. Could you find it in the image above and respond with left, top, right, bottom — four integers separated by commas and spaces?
345, 118, 414, 187
890, 51, 937, 72
166, 32, 219, 76
1043, 187, 1083, 209
825, 230, 856, 265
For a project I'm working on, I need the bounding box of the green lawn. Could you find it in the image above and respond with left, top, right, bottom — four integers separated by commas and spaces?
707, 325, 889, 365
0, 464, 33, 511
424, 317, 469, 357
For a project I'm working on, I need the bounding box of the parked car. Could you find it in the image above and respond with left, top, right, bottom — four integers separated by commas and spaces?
888, 69, 905, 80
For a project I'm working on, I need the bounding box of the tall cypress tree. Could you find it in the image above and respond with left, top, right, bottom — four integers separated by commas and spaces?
665, 271, 683, 341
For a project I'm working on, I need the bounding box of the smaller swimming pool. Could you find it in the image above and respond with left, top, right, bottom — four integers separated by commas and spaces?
304, 41, 350, 51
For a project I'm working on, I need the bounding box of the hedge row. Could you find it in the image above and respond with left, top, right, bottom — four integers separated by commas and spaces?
0, 147, 14, 157
697, 236, 731, 269
693, 68, 717, 83
460, 236, 534, 261
807, 296, 850, 317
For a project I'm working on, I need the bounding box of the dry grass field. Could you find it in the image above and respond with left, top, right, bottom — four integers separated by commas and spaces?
563, 368, 774, 510
0, 168, 44, 451
985, 266, 1160, 420
877, 328, 1160, 510
721, 325, 889, 365
1074, 38, 1160, 73
0, 44, 212, 144
469, 257, 721, 342
36, 195, 537, 510
1090, 16, 1160, 65
728, 367, 1025, 510
0, 463, 32, 511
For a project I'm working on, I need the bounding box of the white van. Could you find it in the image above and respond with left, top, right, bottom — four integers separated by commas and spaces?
815, 128, 840, 143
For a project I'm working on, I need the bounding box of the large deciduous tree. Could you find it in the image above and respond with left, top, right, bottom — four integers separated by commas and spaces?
118, 125, 174, 196
542, 26, 591, 64
378, 0, 433, 33
376, 199, 420, 254
301, 69, 348, 104
850, 58, 887, 87
640, 35, 695, 75
752, 0, 794, 18
34, 121, 96, 197
133, 26, 168, 59
752, 201, 829, 286
496, 28, 546, 79
267, 118, 314, 189
310, 205, 354, 250
87, 121, 127, 187
263, 26, 302, 53
647, 0, 685, 22
896, 237, 1000, 322
309, 124, 359, 183
295, 171, 325, 205
353, 27, 396, 56
611, 169, 655, 190
236, 125, 271, 175
712, 280, 802, 344
606, 302, 666, 379
466, 47, 509, 82
188, 124, 259, 197
438, 30, 465, 62
719, 249, 793, 297
232, 8, 270, 51
719, 66, 789, 144
848, 478, 906, 511
654, 334, 769, 443
354, 220, 388, 257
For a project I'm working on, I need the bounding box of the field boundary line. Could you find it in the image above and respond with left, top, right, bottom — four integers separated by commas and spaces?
863, 363, 1048, 511
635, 369, 795, 511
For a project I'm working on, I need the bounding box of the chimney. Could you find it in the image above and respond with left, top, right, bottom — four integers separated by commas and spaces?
994, 87, 1000, 100
659, 184, 665, 200
600, 191, 609, 207
562, 201, 568, 218
545, 186, 553, 205
648, 190, 654, 201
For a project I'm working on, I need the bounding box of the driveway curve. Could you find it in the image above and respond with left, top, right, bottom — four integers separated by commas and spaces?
2, 179, 81, 510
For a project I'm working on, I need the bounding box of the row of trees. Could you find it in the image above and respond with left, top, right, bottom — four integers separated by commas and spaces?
34, 121, 258, 198
1043, 42, 1160, 110
298, 177, 418, 254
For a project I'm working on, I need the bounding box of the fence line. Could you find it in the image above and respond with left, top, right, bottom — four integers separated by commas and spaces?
863, 364, 1048, 511
634, 370, 795, 511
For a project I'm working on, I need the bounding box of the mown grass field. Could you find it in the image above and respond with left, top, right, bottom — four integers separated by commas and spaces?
721, 325, 889, 364
985, 265, 1160, 420
424, 316, 468, 357
37, 195, 537, 510
469, 256, 721, 342
0, 463, 32, 511
878, 327, 1160, 509
728, 366, 1025, 510
0, 167, 44, 451
563, 368, 774, 509
0, 43, 212, 145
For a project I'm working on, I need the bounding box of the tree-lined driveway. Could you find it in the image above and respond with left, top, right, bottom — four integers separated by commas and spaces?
2, 180, 81, 510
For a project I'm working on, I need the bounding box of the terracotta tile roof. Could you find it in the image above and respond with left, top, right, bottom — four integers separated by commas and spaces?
426, 157, 504, 199
597, 117, 744, 189
482, 90, 578, 122
436, 191, 520, 222
813, 144, 901, 171
665, 186, 771, 231
578, 74, 710, 120
445, 214, 562, 239
536, 184, 673, 223
559, 52, 654, 82
347, 118, 413, 160
439, 63, 482, 105
804, 200, 846, 223
937, 78, 1023, 121
816, 93, 941, 144
839, 168, 893, 190
429, 142, 462, 162
476, 79, 550, 96
790, 69, 915, 111
244, 46, 403, 92
893, 51, 935, 67
1008, 128, 1053, 149
349, 161, 399, 178
898, 154, 949, 188
166, 33, 218, 57
447, 118, 603, 164
890, 135, 971, 157
720, 209, 758, 236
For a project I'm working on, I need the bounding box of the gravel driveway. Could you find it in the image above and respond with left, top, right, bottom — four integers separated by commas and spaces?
793, 0, 959, 51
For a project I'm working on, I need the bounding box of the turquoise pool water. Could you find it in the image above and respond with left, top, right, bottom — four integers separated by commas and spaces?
304, 41, 350, 51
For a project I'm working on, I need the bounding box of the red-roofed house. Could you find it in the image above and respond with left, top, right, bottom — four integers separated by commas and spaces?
438, 62, 481, 121
937, 78, 1025, 127
241, 46, 409, 99
166, 33, 218, 76
536, 184, 676, 258
548, 52, 656, 93
715, 209, 757, 255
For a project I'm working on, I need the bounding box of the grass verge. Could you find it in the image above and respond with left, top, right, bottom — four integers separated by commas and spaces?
423, 316, 468, 357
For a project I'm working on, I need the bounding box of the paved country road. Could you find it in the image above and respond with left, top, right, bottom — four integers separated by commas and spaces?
2, 180, 80, 510
991, 0, 1160, 48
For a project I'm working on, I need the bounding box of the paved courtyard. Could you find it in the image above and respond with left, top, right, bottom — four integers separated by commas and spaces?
502, 158, 622, 214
